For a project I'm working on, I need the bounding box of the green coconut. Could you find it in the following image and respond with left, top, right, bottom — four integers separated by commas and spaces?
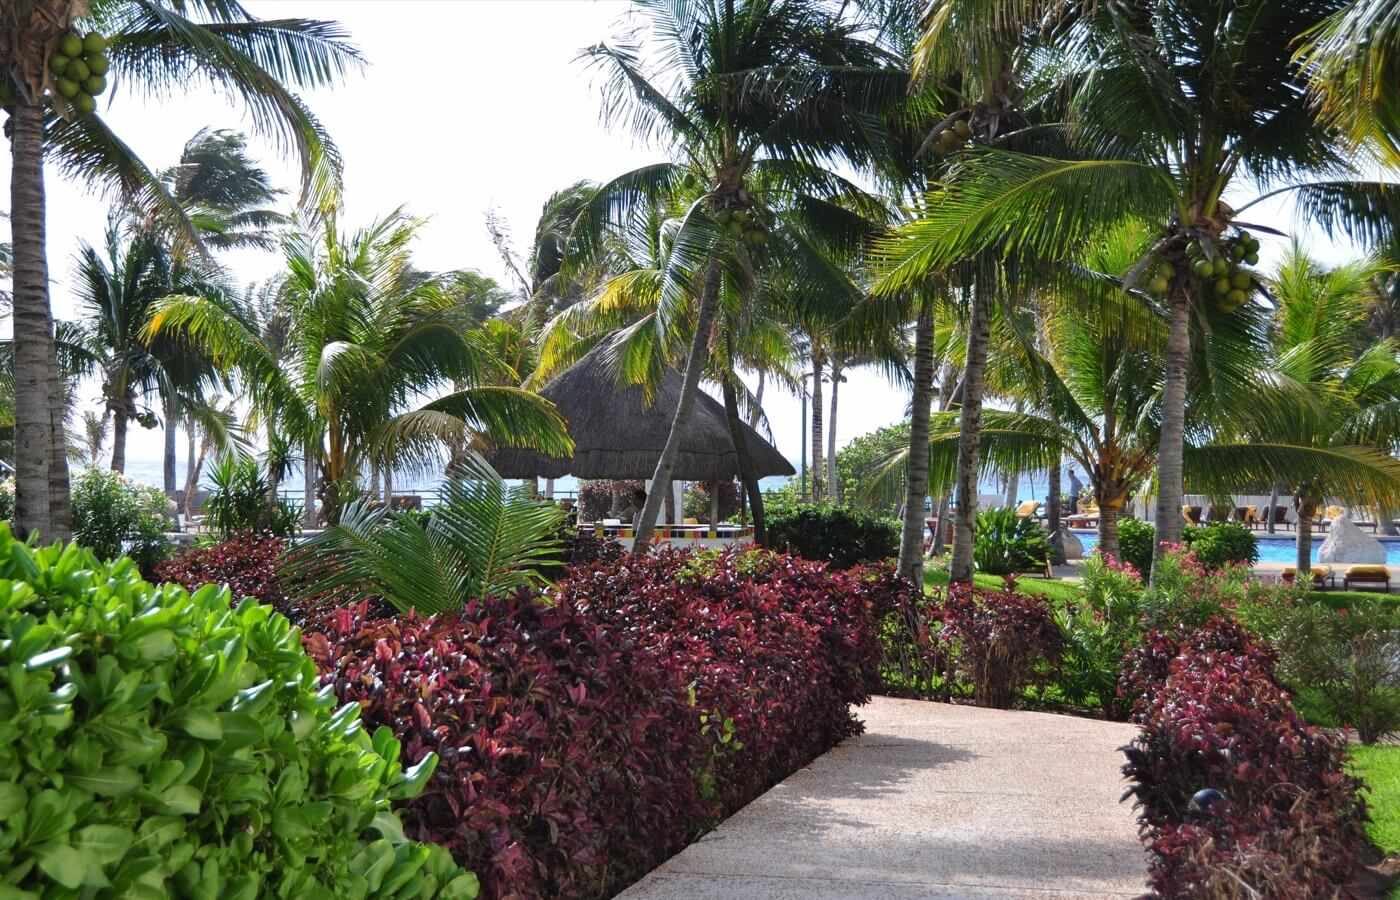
83, 75, 106, 96
1245, 253, 1260, 266
86, 53, 109, 76
1149, 276, 1170, 295
50, 54, 71, 75
73, 93, 95, 114
954, 120, 972, 140
82, 32, 107, 55
68, 58, 90, 82
1214, 278, 1232, 296
60, 33, 83, 59
1227, 289, 1248, 305
1213, 258, 1230, 277
1230, 271, 1252, 290
56, 77, 80, 99
1231, 243, 1247, 260
1192, 259, 1213, 278
744, 229, 766, 246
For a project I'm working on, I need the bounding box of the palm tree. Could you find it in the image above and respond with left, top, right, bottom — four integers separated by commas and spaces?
1, 0, 360, 542
878, 0, 1400, 581
575, 0, 907, 550
148, 210, 573, 525
1254, 246, 1400, 572
1298, 0, 1400, 161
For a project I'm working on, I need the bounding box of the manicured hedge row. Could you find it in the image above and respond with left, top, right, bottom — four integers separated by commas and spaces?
302, 548, 890, 900
1119, 620, 1368, 898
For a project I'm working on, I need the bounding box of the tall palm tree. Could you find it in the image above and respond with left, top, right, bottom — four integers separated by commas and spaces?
576, 0, 907, 550
1256, 246, 1400, 571
1298, 0, 1400, 162
1, 0, 359, 542
148, 210, 573, 525
878, 0, 1400, 581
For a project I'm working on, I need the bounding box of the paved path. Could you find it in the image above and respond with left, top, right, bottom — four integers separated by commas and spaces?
620, 697, 1146, 899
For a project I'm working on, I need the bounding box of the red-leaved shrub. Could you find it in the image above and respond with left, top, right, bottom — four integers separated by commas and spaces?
308, 594, 707, 900
155, 532, 288, 608
934, 580, 1063, 708
554, 548, 880, 811
1120, 624, 1368, 898
305, 547, 881, 900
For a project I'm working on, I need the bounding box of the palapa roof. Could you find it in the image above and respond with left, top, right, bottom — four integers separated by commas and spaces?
488, 344, 795, 482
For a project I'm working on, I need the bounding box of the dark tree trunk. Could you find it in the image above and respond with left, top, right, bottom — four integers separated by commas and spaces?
633, 261, 722, 552
1296, 493, 1319, 574
48, 367, 71, 541
1047, 455, 1065, 565
1266, 484, 1280, 534
10, 99, 54, 540
827, 360, 841, 503
809, 349, 825, 502
950, 290, 992, 584
164, 395, 179, 495
110, 409, 128, 474
1151, 289, 1191, 581
898, 301, 936, 583
722, 374, 766, 545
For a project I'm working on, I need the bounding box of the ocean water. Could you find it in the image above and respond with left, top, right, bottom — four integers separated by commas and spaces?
1074, 530, 1400, 565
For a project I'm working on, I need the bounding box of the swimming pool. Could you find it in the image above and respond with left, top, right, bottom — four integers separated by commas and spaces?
1074, 531, 1400, 565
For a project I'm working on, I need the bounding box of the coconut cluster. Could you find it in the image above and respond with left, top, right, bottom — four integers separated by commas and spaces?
1187, 231, 1261, 313
715, 208, 767, 247
933, 119, 973, 156
1140, 231, 1261, 315
49, 30, 110, 115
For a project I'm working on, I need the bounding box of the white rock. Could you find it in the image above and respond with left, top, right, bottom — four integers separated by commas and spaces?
1060, 529, 1085, 560
1318, 511, 1387, 565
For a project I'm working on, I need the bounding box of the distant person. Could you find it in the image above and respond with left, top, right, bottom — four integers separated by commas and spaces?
1068, 468, 1083, 514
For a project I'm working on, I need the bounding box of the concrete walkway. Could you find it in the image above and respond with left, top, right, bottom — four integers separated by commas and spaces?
620, 697, 1146, 899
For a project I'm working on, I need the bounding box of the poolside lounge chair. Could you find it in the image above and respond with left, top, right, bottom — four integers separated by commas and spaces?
1272, 506, 1293, 530
1014, 500, 1041, 519
1206, 505, 1231, 523
1281, 565, 1334, 589
1182, 505, 1203, 525
1236, 506, 1262, 529
1343, 565, 1390, 593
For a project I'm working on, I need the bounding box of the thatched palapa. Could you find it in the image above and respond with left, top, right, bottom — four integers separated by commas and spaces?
488, 344, 794, 482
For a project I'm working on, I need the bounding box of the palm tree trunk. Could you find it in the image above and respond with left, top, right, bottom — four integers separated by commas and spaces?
163, 395, 179, 495
48, 368, 72, 541
384, 465, 393, 505
1098, 496, 1123, 560
827, 360, 841, 503
722, 370, 766, 545
898, 301, 936, 582
183, 419, 200, 519
110, 411, 128, 473
749, 370, 765, 428
950, 291, 992, 584
633, 261, 722, 552
1266, 483, 1280, 533
10, 99, 54, 541
810, 349, 825, 502
302, 439, 318, 528
1047, 455, 1065, 565
1151, 291, 1191, 580
1296, 494, 1319, 574
1003, 472, 1019, 509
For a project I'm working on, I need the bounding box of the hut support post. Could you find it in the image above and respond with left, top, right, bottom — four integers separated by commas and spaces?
709, 481, 720, 537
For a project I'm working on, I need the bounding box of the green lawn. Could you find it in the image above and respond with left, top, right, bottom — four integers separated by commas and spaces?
1348, 745, 1400, 896
923, 566, 1080, 606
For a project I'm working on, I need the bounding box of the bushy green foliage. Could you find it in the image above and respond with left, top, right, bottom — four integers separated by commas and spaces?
204, 455, 301, 538
1115, 517, 1156, 577
1184, 522, 1259, 570
1141, 546, 1249, 631
1242, 591, 1400, 744
683, 481, 741, 523
835, 421, 909, 514
1054, 554, 1145, 719
0, 478, 14, 523
71, 467, 173, 572
972, 508, 1049, 576
764, 503, 899, 569
0, 526, 478, 899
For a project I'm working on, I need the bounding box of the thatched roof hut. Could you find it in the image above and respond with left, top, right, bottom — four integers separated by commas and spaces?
488, 345, 794, 482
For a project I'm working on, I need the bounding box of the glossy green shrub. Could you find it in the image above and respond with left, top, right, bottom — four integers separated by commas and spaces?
71, 467, 175, 573
1183, 522, 1259, 570
1115, 517, 1156, 577
972, 508, 1048, 576
0, 526, 478, 900
764, 503, 899, 569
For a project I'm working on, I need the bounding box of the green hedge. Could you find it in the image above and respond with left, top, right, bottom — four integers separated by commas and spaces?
765, 503, 899, 569
0, 527, 478, 900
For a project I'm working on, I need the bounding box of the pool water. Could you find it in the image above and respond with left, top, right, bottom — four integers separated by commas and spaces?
1074, 531, 1400, 565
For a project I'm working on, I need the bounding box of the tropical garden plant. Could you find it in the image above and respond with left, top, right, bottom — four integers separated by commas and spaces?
1, 0, 360, 543
878, 0, 1400, 582
285, 454, 566, 616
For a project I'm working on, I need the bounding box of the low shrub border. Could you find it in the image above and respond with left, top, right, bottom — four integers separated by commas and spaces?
1120, 620, 1368, 898
304, 547, 885, 900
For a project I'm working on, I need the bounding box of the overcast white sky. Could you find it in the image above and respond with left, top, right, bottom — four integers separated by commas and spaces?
0, 0, 1370, 488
